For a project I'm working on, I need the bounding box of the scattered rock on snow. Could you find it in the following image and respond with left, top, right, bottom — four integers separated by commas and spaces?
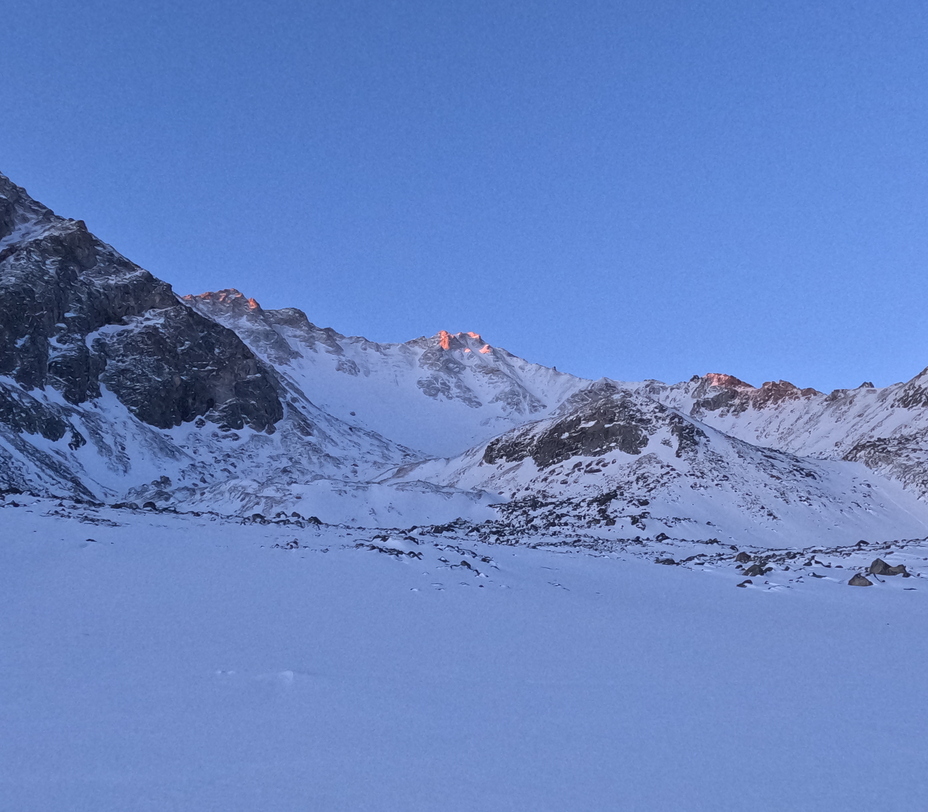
868, 558, 910, 577
849, 573, 873, 587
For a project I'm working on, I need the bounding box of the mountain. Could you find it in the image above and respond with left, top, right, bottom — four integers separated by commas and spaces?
0, 172, 417, 511
3, 168, 928, 545
385, 382, 928, 546
643, 371, 928, 498
0, 172, 585, 522
183, 289, 587, 457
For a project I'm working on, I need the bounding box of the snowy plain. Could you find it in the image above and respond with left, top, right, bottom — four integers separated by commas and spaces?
3, 495, 928, 811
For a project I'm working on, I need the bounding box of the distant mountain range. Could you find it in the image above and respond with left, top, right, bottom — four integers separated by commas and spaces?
3, 169, 928, 546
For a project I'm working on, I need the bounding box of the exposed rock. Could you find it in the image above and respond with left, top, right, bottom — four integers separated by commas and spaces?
735, 551, 752, 563
849, 573, 873, 587
0, 173, 284, 432
183, 290, 302, 366
483, 391, 669, 469
94, 306, 283, 430
868, 558, 910, 577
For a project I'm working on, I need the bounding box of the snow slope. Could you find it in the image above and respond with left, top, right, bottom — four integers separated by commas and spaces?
185, 290, 588, 457
3, 496, 928, 811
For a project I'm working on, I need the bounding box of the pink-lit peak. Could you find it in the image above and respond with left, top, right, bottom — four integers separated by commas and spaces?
437, 330, 493, 353
185, 289, 263, 312
705, 372, 754, 389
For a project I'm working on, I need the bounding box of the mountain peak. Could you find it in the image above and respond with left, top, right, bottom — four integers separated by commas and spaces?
184, 289, 263, 313
0, 172, 65, 251
703, 372, 755, 390
436, 330, 492, 354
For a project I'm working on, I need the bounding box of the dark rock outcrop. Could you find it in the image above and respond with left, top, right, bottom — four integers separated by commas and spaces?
0, 172, 283, 431
483, 391, 676, 469
868, 558, 910, 577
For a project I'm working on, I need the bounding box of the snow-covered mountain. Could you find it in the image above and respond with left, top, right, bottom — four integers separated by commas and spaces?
0, 172, 587, 522
183, 289, 587, 457
643, 371, 928, 497
385, 383, 928, 546
4, 168, 928, 543
0, 172, 418, 510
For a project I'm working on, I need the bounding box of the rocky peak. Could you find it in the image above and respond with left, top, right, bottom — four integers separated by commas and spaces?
435, 330, 493, 355
184, 288, 263, 315
0, 172, 60, 249
681, 373, 821, 416
703, 372, 754, 390
184, 289, 308, 364
753, 380, 822, 407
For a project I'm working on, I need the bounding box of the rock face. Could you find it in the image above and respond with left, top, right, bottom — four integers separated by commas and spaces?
0, 173, 282, 432
95, 306, 282, 431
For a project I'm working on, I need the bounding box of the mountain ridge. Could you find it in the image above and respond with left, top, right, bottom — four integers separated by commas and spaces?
3, 169, 928, 544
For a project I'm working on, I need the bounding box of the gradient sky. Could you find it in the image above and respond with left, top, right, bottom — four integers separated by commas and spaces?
4, 0, 928, 392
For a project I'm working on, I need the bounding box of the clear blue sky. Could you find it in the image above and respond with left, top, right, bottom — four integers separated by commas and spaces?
4, 0, 928, 391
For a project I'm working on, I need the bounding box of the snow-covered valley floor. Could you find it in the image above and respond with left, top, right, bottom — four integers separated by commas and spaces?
3, 496, 928, 811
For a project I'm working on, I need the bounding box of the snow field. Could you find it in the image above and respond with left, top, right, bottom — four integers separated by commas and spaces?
3, 499, 928, 810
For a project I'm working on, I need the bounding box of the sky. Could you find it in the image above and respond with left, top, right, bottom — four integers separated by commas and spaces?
3, 0, 928, 391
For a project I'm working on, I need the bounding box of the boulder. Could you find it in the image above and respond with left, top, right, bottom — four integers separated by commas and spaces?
868, 558, 909, 577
